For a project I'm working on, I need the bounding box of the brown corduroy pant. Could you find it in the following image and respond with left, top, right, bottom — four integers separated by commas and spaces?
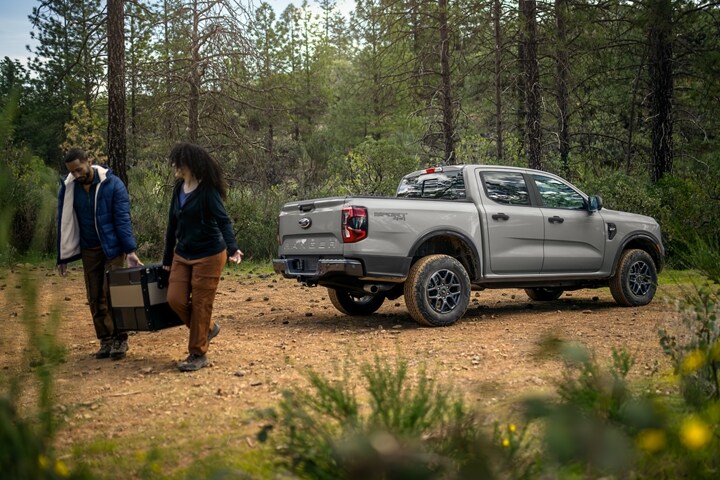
167, 251, 226, 356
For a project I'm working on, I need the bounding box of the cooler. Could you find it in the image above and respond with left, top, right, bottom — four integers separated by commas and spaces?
107, 264, 183, 331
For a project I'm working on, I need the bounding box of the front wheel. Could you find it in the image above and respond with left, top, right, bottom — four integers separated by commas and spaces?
609, 249, 658, 307
404, 254, 471, 327
328, 288, 386, 316
525, 287, 564, 301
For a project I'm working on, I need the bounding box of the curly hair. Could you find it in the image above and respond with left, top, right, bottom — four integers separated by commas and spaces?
168, 142, 228, 199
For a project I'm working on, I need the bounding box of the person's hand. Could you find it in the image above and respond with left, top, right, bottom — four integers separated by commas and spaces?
229, 250, 243, 264
57, 264, 68, 277
127, 252, 143, 267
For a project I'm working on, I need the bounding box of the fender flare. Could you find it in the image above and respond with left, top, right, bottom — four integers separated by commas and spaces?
611, 232, 664, 276
405, 229, 482, 280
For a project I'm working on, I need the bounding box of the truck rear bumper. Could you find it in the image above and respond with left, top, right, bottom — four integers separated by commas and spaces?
273, 258, 364, 280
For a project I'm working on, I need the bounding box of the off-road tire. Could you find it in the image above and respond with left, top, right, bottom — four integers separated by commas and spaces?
328, 288, 386, 316
404, 254, 471, 327
609, 249, 657, 307
524, 287, 564, 301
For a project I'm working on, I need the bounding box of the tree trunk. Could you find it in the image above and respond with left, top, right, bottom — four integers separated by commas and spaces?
516, 14, 526, 159
555, 0, 570, 178
520, 0, 542, 171
493, 0, 504, 162
649, 0, 673, 183
188, 1, 201, 143
128, 10, 137, 164
107, 0, 127, 185
438, 0, 455, 164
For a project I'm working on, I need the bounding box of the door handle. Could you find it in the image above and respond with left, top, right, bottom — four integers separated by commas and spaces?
548, 216, 565, 224
492, 213, 509, 221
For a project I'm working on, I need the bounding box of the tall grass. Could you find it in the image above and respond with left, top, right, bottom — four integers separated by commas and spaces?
259, 357, 501, 479
260, 333, 719, 478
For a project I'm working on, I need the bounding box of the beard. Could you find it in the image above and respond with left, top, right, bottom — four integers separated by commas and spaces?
77, 170, 94, 184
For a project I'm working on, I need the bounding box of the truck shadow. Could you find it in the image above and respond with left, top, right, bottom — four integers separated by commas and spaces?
277, 295, 622, 333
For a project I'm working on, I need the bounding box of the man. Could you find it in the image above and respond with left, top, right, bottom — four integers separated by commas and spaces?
56, 148, 143, 359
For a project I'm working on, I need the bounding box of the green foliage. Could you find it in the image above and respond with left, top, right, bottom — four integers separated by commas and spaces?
455, 134, 525, 168
575, 169, 661, 218
660, 285, 720, 406
653, 174, 720, 265
259, 357, 498, 479
0, 92, 57, 264
676, 235, 720, 284
328, 138, 420, 196
524, 339, 720, 478
524, 342, 643, 476
224, 184, 287, 260
61, 101, 106, 165
126, 165, 174, 261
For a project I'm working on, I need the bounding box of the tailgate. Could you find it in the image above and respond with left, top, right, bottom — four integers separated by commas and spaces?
278, 197, 347, 256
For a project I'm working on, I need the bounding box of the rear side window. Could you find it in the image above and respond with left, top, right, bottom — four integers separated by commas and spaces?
396, 171, 466, 200
481, 172, 530, 205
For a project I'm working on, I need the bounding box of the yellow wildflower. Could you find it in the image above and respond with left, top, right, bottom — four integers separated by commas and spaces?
38, 455, 49, 469
54, 460, 70, 477
681, 350, 705, 374
680, 417, 712, 450
636, 429, 666, 453
508, 423, 517, 433
502, 438, 510, 448
710, 341, 720, 361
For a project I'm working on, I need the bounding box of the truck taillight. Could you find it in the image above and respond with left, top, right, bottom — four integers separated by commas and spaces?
423, 167, 443, 174
342, 206, 368, 243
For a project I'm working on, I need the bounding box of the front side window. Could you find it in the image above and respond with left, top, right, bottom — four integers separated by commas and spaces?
481, 172, 530, 205
532, 175, 585, 209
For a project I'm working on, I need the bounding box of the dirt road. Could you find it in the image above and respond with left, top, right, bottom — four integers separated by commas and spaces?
0, 264, 678, 462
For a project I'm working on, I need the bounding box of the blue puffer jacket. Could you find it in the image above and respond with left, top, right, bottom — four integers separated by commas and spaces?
56, 165, 138, 264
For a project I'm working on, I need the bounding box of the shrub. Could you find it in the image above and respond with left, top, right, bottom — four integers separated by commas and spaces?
327, 138, 420, 196
127, 164, 174, 261
258, 357, 500, 479
660, 286, 720, 406
224, 184, 287, 260
0, 95, 57, 262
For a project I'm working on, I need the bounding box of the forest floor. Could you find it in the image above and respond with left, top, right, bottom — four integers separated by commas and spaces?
0, 263, 687, 475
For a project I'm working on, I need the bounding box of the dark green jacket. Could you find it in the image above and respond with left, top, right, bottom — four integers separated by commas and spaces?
162, 182, 239, 266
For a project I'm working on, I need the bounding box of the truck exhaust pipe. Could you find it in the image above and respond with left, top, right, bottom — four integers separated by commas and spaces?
363, 284, 393, 294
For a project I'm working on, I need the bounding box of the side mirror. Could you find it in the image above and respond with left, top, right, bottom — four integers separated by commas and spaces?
587, 195, 603, 212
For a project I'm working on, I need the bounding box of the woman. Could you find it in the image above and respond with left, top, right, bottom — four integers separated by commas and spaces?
162, 143, 243, 372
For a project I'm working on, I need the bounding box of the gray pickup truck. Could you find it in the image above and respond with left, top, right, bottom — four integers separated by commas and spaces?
273, 165, 664, 326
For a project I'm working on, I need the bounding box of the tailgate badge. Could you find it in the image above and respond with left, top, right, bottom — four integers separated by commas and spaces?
299, 217, 312, 229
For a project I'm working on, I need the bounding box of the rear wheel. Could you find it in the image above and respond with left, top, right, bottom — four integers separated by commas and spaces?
404, 254, 471, 327
328, 288, 386, 316
609, 249, 657, 307
524, 287, 563, 301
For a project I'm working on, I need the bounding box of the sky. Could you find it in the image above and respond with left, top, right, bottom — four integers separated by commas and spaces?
0, 0, 38, 65
0, 0, 354, 67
